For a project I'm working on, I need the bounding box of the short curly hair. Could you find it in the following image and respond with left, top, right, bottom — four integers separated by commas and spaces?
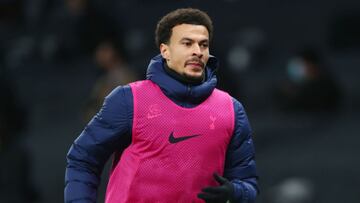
155, 8, 213, 48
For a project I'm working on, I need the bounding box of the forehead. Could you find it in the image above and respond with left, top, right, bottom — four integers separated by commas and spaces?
170, 24, 209, 41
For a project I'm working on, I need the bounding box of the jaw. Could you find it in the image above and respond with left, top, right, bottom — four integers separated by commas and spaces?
183, 68, 205, 81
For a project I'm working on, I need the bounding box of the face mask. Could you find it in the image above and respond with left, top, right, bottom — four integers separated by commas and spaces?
287, 58, 306, 83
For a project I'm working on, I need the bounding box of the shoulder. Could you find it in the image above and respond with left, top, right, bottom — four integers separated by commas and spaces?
100, 85, 133, 118
104, 85, 133, 106
106, 85, 133, 100
213, 88, 236, 104
231, 97, 246, 114
213, 89, 246, 112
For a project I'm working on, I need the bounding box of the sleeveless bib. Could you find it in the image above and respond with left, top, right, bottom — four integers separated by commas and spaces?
106, 80, 234, 203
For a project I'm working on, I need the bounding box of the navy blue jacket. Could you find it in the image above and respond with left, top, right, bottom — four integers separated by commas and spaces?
65, 55, 258, 202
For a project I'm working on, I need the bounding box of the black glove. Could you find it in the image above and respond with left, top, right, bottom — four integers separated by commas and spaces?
197, 173, 234, 203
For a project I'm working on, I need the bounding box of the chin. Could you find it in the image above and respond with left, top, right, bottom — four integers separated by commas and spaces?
184, 72, 204, 81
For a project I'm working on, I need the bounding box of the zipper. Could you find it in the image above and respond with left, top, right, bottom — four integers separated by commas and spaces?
187, 85, 191, 98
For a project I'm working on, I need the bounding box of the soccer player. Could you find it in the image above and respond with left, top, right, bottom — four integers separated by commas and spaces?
65, 8, 258, 203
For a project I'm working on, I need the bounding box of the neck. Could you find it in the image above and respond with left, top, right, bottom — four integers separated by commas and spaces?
164, 62, 205, 85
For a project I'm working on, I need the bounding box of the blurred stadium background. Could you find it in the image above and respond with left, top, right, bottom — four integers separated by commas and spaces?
1, 0, 359, 202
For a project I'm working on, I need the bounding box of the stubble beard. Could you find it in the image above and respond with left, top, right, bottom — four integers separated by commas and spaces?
182, 70, 205, 83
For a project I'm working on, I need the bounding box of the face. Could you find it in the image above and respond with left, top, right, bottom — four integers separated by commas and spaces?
95, 42, 116, 69
160, 24, 210, 80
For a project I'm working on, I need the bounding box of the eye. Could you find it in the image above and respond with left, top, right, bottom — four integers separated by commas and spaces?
200, 43, 209, 48
183, 42, 191, 46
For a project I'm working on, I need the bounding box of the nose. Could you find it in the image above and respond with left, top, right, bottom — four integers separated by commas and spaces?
192, 44, 203, 58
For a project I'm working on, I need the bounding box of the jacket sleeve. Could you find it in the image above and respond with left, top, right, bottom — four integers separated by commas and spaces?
64, 85, 133, 203
224, 98, 259, 203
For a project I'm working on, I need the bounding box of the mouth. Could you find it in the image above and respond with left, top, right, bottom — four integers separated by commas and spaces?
185, 60, 204, 69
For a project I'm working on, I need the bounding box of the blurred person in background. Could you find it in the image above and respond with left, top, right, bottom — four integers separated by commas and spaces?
0, 70, 38, 203
84, 39, 138, 122
65, 8, 258, 203
38, 0, 123, 62
275, 48, 342, 113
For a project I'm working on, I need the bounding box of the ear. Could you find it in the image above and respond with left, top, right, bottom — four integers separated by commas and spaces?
160, 43, 170, 60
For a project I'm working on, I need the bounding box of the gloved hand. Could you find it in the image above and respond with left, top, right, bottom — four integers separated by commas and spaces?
197, 173, 234, 203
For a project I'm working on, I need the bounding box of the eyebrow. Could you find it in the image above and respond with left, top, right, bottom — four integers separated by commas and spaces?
180, 37, 209, 44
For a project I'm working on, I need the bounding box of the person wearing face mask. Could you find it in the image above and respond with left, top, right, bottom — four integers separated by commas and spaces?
276, 48, 342, 113
65, 8, 259, 203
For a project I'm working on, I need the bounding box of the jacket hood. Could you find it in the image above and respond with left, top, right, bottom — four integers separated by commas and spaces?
146, 54, 219, 106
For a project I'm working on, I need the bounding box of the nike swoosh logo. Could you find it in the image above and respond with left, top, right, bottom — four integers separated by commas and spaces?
168, 131, 201, 144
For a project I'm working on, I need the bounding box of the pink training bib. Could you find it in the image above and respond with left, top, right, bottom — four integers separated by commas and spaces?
106, 80, 234, 203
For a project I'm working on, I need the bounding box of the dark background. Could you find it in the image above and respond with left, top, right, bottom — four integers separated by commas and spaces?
1, 0, 359, 202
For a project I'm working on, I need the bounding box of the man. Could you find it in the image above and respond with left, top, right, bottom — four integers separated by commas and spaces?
65, 8, 258, 203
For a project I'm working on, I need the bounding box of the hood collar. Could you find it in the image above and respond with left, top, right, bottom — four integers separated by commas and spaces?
146, 54, 219, 105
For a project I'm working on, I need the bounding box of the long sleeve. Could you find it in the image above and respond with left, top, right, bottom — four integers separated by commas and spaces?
224, 98, 259, 203
64, 85, 133, 203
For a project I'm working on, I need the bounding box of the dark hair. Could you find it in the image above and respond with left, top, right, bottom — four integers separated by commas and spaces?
155, 8, 213, 48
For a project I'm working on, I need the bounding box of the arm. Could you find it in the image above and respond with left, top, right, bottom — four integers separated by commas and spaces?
224, 98, 259, 203
64, 85, 133, 203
